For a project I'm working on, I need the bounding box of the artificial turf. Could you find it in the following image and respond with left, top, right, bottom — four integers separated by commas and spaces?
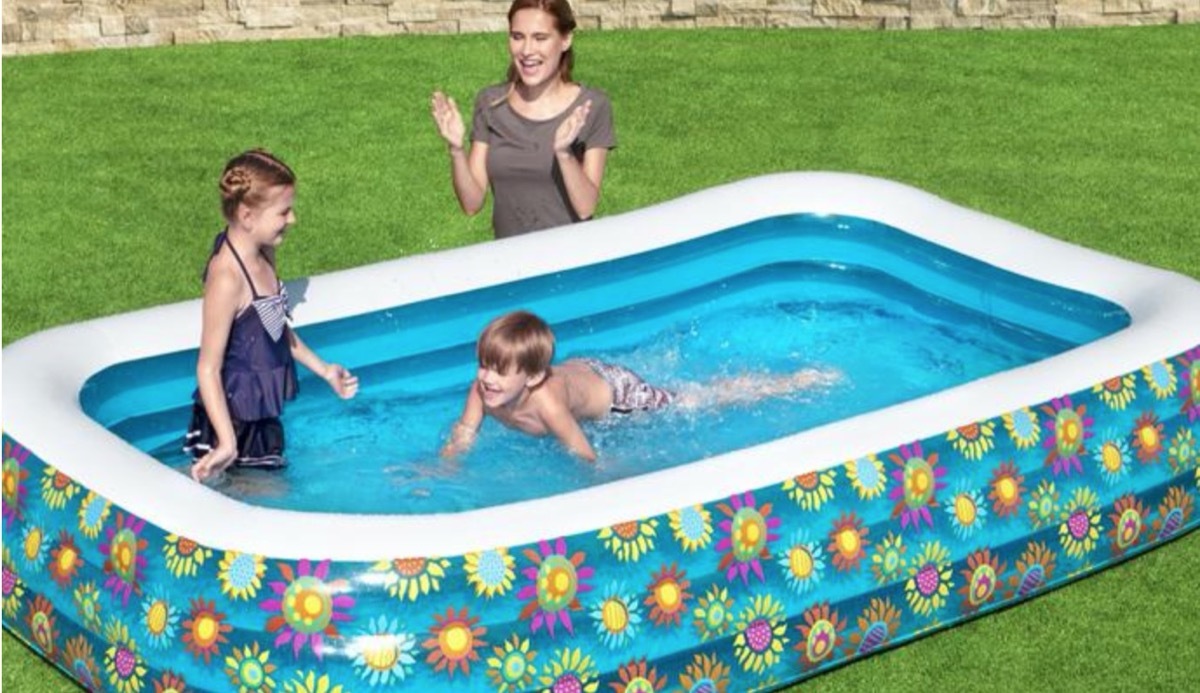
3, 23, 1199, 692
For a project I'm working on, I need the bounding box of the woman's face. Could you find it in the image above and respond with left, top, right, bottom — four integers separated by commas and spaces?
508, 8, 571, 89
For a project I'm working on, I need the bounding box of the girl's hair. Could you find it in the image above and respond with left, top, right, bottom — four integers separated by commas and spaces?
219, 149, 296, 222
505, 0, 577, 85
477, 311, 555, 375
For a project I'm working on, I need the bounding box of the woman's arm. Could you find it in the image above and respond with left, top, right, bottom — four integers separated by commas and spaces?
432, 91, 490, 215
553, 100, 608, 220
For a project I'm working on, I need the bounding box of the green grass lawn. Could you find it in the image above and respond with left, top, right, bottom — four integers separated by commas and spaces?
4, 24, 1199, 691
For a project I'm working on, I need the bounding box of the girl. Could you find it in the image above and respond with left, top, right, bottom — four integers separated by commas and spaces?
430, 0, 616, 238
185, 149, 358, 483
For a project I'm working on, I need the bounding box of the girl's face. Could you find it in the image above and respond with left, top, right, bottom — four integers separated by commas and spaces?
508, 9, 571, 89
242, 184, 296, 247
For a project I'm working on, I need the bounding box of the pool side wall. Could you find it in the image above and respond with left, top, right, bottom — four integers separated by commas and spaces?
4, 346, 1199, 690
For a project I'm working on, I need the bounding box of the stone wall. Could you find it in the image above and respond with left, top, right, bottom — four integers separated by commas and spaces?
3, 0, 1198, 56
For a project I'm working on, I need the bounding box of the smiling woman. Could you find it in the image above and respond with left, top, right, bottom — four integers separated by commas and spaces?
429, 0, 616, 238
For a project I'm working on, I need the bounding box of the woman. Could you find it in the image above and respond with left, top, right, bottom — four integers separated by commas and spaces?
430, 0, 616, 238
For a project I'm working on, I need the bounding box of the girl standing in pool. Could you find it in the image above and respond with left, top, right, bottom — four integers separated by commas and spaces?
185, 149, 358, 483
430, 0, 616, 238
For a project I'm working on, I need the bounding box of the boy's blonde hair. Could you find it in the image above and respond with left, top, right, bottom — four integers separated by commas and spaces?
477, 311, 555, 375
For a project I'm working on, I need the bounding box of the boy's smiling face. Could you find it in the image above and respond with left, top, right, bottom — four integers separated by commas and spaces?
476, 364, 544, 409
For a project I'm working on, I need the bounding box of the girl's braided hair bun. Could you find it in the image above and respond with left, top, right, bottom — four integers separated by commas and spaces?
219, 149, 296, 222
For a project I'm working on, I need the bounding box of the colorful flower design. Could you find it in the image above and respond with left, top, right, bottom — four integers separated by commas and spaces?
225, 642, 277, 693
777, 530, 826, 594
281, 671, 345, 693
1093, 374, 1137, 410
845, 454, 887, 500
1177, 348, 1200, 421
74, 580, 103, 631
870, 531, 908, 586
1167, 427, 1197, 474
2, 440, 30, 527
63, 634, 102, 692
612, 658, 668, 693
182, 597, 232, 663
1108, 494, 1150, 557
261, 559, 354, 659
827, 512, 869, 572
845, 598, 901, 658
988, 461, 1025, 517
220, 551, 267, 601
1058, 487, 1102, 559
486, 634, 538, 693
464, 547, 516, 599
599, 519, 658, 562
958, 549, 1006, 614
1131, 412, 1165, 463
1152, 486, 1194, 542
20, 516, 50, 570
103, 617, 148, 693
49, 530, 84, 588
794, 602, 845, 670
1143, 359, 1177, 399
669, 504, 713, 552
589, 581, 643, 649
1093, 430, 1133, 486
140, 586, 180, 650
904, 541, 953, 618
1027, 480, 1062, 530
100, 511, 148, 606
1041, 396, 1092, 476
1006, 541, 1057, 600
77, 490, 111, 540
733, 594, 789, 674
645, 563, 692, 627
944, 484, 988, 540
26, 594, 59, 658
715, 492, 780, 585
783, 469, 837, 511
1002, 406, 1042, 449
517, 538, 594, 637
423, 606, 487, 679
678, 653, 731, 693
163, 534, 211, 579
373, 556, 450, 602
537, 648, 598, 693
40, 465, 79, 510
347, 615, 417, 686
947, 420, 995, 461
692, 584, 736, 641
151, 671, 189, 693
888, 442, 945, 530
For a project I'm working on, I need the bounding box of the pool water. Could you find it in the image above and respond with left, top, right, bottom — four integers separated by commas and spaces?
82, 215, 1129, 514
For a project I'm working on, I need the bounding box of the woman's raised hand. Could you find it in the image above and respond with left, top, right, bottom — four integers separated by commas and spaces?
431, 91, 466, 150
553, 99, 592, 154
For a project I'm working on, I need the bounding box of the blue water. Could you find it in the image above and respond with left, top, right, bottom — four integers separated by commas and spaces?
81, 215, 1129, 514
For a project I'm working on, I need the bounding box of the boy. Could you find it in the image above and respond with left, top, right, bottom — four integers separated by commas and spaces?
442, 310, 838, 462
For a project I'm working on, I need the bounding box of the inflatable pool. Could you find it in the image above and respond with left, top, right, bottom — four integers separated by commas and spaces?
4, 172, 1199, 691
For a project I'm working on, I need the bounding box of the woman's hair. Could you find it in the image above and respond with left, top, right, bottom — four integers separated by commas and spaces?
219, 149, 296, 222
477, 311, 556, 375
505, 0, 577, 84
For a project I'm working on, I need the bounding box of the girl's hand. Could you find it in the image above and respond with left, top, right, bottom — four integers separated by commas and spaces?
553, 99, 592, 155
192, 445, 236, 483
431, 91, 466, 150
325, 364, 359, 399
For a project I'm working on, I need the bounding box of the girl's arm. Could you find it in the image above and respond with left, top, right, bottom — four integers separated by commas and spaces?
288, 331, 359, 399
431, 91, 490, 215
553, 100, 609, 220
540, 397, 598, 462
442, 384, 485, 458
192, 266, 242, 482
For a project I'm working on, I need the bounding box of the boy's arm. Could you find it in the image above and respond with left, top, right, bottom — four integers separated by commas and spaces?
540, 398, 598, 462
442, 384, 484, 458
